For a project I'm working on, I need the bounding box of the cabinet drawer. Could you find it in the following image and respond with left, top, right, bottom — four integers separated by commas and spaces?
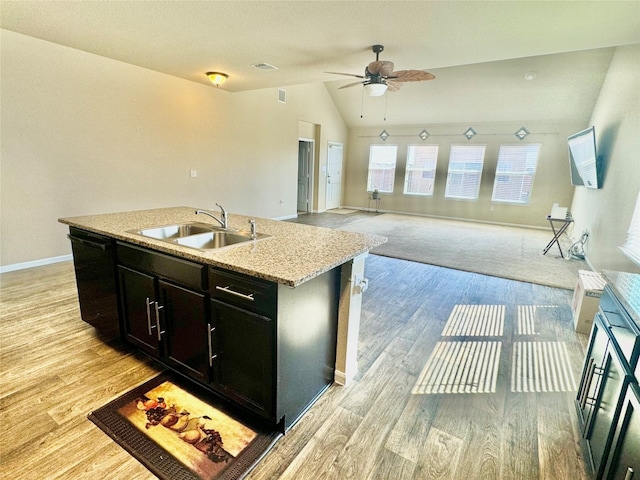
209, 268, 276, 317
117, 242, 206, 291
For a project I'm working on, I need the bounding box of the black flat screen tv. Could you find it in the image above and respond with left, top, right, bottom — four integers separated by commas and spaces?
568, 126, 600, 188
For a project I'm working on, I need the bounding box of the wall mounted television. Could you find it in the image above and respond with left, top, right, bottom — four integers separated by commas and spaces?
568, 126, 601, 189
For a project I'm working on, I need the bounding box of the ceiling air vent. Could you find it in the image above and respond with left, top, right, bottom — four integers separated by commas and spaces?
252, 63, 278, 71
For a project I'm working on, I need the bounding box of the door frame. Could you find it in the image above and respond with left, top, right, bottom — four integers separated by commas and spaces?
297, 138, 315, 213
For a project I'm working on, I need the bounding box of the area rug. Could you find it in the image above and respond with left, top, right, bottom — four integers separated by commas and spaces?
88, 373, 281, 480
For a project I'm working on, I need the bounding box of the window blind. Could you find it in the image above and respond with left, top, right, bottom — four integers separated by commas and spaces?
445, 145, 486, 200
491, 144, 541, 204
367, 145, 397, 193
620, 191, 640, 266
404, 145, 439, 196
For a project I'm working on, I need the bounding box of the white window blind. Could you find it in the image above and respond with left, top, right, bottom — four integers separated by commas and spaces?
445, 145, 486, 200
620, 191, 640, 266
367, 145, 397, 193
404, 145, 439, 196
491, 144, 541, 204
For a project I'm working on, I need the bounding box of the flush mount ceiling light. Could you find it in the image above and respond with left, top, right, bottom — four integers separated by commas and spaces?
206, 72, 229, 87
419, 129, 430, 141
464, 127, 477, 140
379, 130, 389, 141
515, 127, 530, 140
364, 83, 388, 97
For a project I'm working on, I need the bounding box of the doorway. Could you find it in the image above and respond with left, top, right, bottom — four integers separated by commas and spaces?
297, 139, 314, 213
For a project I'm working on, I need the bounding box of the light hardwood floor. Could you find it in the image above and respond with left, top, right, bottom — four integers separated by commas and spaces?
0, 256, 592, 479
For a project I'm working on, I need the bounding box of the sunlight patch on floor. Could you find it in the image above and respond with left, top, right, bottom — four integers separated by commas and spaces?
412, 341, 502, 394
511, 341, 577, 392
441, 305, 505, 337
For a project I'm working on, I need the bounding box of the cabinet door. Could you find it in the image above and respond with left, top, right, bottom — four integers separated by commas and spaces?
210, 299, 275, 419
118, 266, 161, 357
604, 383, 640, 480
160, 280, 209, 383
578, 316, 610, 429
587, 345, 629, 476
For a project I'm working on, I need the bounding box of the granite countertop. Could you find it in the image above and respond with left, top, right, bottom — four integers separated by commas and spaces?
602, 270, 640, 330
59, 206, 387, 287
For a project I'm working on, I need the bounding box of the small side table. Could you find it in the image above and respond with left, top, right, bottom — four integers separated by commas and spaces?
543, 213, 574, 257
368, 195, 381, 213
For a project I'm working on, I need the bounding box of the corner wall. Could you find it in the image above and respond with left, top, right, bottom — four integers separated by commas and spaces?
570, 44, 640, 273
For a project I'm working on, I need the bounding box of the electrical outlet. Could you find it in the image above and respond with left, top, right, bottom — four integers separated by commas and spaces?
190, 170, 198, 178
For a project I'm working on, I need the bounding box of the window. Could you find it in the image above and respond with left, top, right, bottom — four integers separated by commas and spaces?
367, 145, 397, 193
404, 145, 439, 196
620, 191, 640, 266
445, 145, 486, 200
491, 144, 541, 204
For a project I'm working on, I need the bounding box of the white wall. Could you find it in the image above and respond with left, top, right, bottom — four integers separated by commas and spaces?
570, 44, 640, 274
0, 30, 348, 267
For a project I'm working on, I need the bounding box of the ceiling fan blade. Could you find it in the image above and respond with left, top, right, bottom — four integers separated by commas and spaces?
386, 80, 402, 92
389, 70, 436, 82
367, 61, 394, 76
325, 71, 366, 79
337, 80, 366, 89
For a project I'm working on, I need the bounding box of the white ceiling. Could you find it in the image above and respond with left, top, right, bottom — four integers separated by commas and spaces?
2, 1, 639, 126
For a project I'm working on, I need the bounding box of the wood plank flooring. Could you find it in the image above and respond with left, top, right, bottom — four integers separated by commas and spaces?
0, 256, 593, 479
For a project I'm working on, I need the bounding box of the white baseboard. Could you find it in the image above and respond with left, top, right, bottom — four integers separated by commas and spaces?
0, 254, 73, 274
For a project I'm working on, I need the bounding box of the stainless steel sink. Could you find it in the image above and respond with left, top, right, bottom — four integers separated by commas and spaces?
174, 231, 255, 249
134, 222, 215, 240
129, 222, 270, 251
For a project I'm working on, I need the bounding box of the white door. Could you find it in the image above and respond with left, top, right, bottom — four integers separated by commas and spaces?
326, 142, 343, 210
297, 140, 312, 212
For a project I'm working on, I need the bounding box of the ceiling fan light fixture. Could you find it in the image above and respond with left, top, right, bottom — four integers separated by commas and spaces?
206, 71, 229, 86
364, 83, 388, 97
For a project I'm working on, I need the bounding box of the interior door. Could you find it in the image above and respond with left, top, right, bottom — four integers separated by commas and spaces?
297, 140, 312, 212
326, 142, 343, 210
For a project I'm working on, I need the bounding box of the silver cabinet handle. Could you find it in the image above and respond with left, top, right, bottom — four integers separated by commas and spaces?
207, 323, 217, 367
145, 297, 154, 335
215, 285, 255, 302
154, 302, 165, 341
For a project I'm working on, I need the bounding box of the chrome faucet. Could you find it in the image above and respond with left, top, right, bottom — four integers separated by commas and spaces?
195, 203, 228, 229
249, 219, 257, 239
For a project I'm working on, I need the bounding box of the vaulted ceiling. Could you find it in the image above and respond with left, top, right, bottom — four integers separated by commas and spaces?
2, 1, 639, 126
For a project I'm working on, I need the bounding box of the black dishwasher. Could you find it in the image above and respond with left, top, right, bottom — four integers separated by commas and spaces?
68, 227, 120, 337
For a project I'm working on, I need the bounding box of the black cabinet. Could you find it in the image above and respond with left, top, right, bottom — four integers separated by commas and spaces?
210, 299, 275, 418
576, 283, 640, 479
117, 243, 210, 382
603, 382, 640, 480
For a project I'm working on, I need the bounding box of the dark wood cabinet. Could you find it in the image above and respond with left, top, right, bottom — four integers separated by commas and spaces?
117, 243, 210, 382
210, 299, 275, 418
603, 382, 640, 480
576, 283, 640, 479
118, 265, 161, 356
64, 233, 341, 433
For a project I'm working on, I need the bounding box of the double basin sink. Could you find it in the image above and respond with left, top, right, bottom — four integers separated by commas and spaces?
129, 222, 269, 251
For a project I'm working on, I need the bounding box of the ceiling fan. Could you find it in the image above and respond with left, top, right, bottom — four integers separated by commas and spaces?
326, 45, 435, 96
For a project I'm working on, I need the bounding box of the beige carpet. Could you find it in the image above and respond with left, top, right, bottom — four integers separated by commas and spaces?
294, 212, 586, 290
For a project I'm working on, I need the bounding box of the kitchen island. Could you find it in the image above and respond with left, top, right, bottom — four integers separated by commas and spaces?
59, 206, 385, 431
